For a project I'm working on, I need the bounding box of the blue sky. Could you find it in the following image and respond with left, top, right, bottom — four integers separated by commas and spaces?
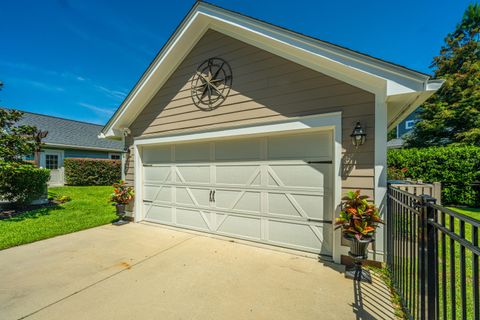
0, 0, 473, 125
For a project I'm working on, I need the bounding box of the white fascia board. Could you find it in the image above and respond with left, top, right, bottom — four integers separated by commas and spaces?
386, 79, 444, 130
102, 2, 435, 138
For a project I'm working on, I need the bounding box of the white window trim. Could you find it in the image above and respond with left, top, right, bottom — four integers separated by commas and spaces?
108, 152, 121, 160
133, 112, 344, 263
40, 149, 65, 169
405, 120, 415, 130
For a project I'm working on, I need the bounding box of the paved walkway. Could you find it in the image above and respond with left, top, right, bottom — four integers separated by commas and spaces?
0, 223, 397, 319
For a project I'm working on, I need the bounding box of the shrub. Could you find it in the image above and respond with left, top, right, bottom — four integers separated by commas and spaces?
0, 161, 50, 206
64, 158, 121, 186
388, 146, 480, 206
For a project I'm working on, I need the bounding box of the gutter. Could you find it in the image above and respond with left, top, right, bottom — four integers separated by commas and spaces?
43, 142, 124, 153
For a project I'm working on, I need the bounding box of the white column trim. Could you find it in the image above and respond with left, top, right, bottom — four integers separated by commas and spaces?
374, 90, 388, 261
134, 144, 143, 223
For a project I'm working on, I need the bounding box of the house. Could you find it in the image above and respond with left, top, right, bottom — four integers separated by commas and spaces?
387, 108, 420, 149
100, 2, 442, 264
12, 110, 124, 186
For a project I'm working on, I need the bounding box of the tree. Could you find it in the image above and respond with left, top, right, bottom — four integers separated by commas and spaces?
0, 83, 42, 162
405, 4, 480, 147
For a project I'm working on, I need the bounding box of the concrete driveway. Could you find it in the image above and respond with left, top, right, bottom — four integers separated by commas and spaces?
0, 223, 396, 320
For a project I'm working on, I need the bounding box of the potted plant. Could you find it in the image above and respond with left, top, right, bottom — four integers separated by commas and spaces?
111, 180, 134, 225
335, 190, 383, 282
335, 190, 383, 256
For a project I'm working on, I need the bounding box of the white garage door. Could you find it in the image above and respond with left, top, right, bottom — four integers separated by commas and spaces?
141, 131, 334, 256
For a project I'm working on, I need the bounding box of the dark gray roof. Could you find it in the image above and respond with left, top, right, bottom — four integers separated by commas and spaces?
9, 109, 123, 151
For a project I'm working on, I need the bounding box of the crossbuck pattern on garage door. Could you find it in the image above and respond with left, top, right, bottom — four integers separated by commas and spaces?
141, 131, 333, 256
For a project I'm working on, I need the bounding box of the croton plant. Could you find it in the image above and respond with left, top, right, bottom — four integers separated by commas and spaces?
111, 180, 134, 205
335, 190, 383, 241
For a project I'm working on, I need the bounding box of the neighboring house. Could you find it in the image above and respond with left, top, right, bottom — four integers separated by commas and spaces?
11, 109, 124, 186
100, 2, 442, 264
387, 108, 420, 148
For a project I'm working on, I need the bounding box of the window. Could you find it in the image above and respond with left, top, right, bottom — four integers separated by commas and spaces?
110, 153, 121, 160
45, 154, 59, 169
405, 120, 415, 130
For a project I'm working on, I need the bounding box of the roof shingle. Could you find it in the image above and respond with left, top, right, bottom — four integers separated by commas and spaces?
8, 109, 123, 151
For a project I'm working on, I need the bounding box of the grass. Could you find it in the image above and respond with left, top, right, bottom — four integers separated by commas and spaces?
437, 206, 480, 320
389, 206, 479, 319
0, 186, 117, 250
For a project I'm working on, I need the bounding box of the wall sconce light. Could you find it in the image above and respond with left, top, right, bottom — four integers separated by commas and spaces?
350, 122, 366, 147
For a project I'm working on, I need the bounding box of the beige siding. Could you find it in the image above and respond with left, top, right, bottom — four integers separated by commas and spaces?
127, 29, 375, 199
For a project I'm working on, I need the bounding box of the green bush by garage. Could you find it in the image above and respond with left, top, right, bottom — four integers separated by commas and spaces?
64, 158, 121, 186
388, 146, 480, 206
0, 161, 50, 205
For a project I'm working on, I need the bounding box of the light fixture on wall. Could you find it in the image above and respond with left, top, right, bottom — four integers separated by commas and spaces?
350, 122, 366, 147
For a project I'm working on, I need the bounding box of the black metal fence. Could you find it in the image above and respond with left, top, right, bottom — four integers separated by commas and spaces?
387, 186, 480, 320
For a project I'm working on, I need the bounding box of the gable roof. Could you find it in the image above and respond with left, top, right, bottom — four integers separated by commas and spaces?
8, 109, 123, 152
101, 1, 443, 138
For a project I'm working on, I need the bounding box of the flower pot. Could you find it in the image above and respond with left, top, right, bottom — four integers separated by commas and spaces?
113, 204, 129, 226
346, 237, 372, 258
115, 204, 126, 217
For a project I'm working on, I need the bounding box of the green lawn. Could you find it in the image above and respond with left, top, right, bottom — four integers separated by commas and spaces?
0, 186, 117, 250
438, 207, 480, 319
450, 207, 480, 219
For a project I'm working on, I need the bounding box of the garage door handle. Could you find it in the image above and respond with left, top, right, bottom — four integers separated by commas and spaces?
307, 218, 332, 223
209, 190, 213, 202
307, 161, 332, 164
212, 190, 216, 202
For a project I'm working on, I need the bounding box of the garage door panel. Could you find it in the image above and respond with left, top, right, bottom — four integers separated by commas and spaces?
216, 213, 262, 239
215, 139, 261, 161
144, 204, 173, 223
215, 190, 262, 214
268, 220, 332, 254
291, 193, 330, 221
268, 164, 330, 189
143, 185, 172, 203
144, 166, 171, 183
143, 145, 171, 164
186, 187, 211, 207
268, 193, 303, 218
175, 187, 196, 206
175, 142, 210, 162
176, 165, 210, 184
176, 208, 211, 231
216, 165, 260, 186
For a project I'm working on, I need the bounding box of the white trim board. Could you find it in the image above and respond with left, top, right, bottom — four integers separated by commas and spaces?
134, 112, 341, 146
133, 112, 344, 263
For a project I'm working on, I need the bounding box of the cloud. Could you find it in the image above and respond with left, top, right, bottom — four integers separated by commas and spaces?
78, 102, 115, 115
0, 61, 88, 84
9, 78, 65, 92
94, 85, 127, 100
0, 61, 59, 77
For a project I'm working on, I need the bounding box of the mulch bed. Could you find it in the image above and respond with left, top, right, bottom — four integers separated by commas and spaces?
0, 201, 60, 220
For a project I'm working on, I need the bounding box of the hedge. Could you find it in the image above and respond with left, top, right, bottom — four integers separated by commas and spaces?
388, 146, 480, 206
64, 158, 121, 186
0, 161, 50, 206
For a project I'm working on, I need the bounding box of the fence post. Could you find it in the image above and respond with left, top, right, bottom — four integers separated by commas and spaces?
433, 182, 442, 205
420, 194, 437, 320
